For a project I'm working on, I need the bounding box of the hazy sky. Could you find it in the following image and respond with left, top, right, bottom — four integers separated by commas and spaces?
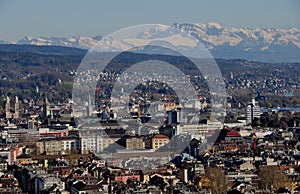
0, 0, 299, 41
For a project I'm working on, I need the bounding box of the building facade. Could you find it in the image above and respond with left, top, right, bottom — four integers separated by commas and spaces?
151, 134, 169, 149
246, 98, 261, 125
36, 137, 79, 155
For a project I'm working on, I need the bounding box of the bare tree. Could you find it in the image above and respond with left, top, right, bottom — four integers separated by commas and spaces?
205, 167, 227, 194
258, 166, 291, 192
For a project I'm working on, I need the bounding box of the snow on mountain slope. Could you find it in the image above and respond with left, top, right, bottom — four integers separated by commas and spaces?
173, 23, 300, 62
1, 22, 299, 62
15, 36, 100, 49
173, 22, 300, 49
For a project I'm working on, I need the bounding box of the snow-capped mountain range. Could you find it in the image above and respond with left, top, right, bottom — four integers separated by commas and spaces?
9, 35, 102, 49
173, 22, 300, 62
1, 22, 300, 62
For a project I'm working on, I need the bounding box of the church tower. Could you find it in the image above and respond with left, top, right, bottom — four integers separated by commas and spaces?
43, 96, 50, 118
5, 96, 11, 119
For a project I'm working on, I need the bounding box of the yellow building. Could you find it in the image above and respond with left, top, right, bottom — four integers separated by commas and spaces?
151, 134, 169, 149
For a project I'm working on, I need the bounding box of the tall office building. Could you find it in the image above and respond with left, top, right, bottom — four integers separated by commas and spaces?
246, 98, 261, 125
87, 93, 92, 117
167, 109, 181, 125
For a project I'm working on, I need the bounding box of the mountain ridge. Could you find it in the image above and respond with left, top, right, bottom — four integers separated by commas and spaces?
0, 44, 87, 56
1, 22, 299, 62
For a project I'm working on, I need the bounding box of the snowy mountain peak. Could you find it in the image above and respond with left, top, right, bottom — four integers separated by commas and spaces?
207, 22, 224, 29
0, 22, 299, 62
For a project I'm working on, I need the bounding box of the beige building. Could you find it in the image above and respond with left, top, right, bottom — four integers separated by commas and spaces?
151, 134, 169, 149
126, 137, 145, 150
16, 153, 36, 165
36, 137, 79, 155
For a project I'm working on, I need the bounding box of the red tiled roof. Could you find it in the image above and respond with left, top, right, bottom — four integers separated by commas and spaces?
226, 129, 241, 137
152, 134, 169, 139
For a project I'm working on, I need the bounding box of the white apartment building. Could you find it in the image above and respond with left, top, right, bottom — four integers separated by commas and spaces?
79, 128, 122, 154
246, 98, 261, 125
177, 120, 223, 140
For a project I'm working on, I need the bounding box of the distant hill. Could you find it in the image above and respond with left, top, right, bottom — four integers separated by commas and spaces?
0, 47, 299, 105
0, 44, 87, 56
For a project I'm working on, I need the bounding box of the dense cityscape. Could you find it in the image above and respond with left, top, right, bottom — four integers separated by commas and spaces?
1, 1, 300, 193
0, 52, 299, 193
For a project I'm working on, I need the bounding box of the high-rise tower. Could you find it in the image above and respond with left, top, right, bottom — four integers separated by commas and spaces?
14, 96, 19, 119
87, 93, 92, 117
246, 98, 261, 125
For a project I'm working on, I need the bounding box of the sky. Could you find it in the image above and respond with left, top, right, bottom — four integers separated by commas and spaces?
0, 0, 299, 41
